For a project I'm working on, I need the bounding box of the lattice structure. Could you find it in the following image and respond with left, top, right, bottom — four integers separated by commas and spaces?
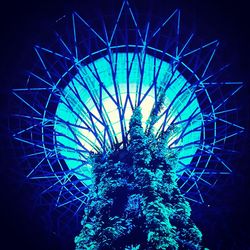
12, 0, 243, 219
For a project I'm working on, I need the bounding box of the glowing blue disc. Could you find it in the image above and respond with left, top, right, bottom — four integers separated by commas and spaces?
54, 52, 202, 187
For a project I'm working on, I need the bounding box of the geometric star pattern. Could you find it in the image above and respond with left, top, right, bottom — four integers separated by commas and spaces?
12, 0, 243, 217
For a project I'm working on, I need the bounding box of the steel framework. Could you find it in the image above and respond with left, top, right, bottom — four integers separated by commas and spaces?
12, 1, 243, 218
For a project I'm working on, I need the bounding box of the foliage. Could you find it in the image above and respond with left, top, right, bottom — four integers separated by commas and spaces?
75, 107, 202, 249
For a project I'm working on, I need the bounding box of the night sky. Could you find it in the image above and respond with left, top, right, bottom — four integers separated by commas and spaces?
0, 0, 249, 249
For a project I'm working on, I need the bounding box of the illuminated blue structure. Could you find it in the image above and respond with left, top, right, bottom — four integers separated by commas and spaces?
13, 1, 243, 219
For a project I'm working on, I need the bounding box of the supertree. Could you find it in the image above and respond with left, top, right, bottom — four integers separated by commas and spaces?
12, 0, 243, 248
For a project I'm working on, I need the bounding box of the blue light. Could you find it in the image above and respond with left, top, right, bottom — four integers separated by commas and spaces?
12, 1, 243, 215
54, 52, 202, 187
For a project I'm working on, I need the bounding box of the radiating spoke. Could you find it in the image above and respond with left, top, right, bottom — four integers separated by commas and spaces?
13, 0, 243, 217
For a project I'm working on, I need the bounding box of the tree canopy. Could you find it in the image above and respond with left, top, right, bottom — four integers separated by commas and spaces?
75, 107, 202, 250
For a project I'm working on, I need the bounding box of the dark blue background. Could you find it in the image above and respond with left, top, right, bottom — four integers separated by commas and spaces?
0, 0, 249, 249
